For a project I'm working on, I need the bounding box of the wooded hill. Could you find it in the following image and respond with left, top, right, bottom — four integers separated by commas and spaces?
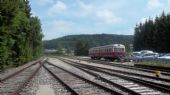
43, 34, 133, 52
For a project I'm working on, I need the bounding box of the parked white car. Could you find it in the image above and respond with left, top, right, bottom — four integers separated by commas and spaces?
140, 50, 154, 54
131, 50, 154, 57
131, 52, 141, 57
141, 53, 159, 59
158, 53, 170, 60
131, 51, 159, 61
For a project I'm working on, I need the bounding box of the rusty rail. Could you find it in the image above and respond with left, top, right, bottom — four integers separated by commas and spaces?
11, 62, 43, 95
0, 60, 40, 82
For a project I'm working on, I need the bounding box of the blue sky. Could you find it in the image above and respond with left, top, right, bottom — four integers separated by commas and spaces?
29, 0, 170, 40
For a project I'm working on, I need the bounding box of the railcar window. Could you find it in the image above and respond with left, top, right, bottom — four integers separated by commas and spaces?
122, 48, 124, 52
117, 48, 119, 52
114, 48, 117, 52
114, 48, 124, 52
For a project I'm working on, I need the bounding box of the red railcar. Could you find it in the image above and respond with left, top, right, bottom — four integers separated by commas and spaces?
89, 44, 126, 60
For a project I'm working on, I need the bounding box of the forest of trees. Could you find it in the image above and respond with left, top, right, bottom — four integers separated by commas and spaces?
134, 12, 170, 53
44, 34, 133, 55
0, 0, 43, 69
74, 40, 89, 56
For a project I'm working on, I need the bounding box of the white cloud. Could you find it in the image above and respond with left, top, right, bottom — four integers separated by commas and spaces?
114, 28, 134, 35
147, 0, 170, 10
78, 0, 93, 15
52, 20, 74, 33
71, 0, 94, 17
147, 0, 163, 10
139, 17, 148, 24
50, 20, 95, 34
35, 0, 54, 6
168, 0, 170, 6
48, 1, 67, 16
138, 17, 156, 24
43, 20, 103, 40
43, 20, 74, 39
96, 9, 122, 24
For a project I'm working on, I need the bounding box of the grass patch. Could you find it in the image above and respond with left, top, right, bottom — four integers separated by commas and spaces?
136, 61, 170, 68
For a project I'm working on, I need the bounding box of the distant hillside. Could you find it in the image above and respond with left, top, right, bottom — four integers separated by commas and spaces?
43, 34, 134, 50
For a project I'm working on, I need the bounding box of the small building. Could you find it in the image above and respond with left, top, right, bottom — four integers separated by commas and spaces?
44, 49, 57, 53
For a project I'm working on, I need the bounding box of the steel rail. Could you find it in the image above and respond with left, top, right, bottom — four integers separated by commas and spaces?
62, 60, 170, 82
43, 64, 79, 95
12, 62, 42, 95
0, 60, 40, 82
46, 61, 124, 95
82, 59, 170, 76
63, 58, 170, 82
61, 58, 170, 93
60, 59, 141, 95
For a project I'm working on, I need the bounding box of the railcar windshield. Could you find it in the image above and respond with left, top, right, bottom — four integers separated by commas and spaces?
114, 48, 124, 52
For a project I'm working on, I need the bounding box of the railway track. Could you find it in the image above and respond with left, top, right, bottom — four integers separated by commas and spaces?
44, 62, 125, 95
83, 59, 170, 75
0, 60, 41, 82
0, 61, 42, 95
43, 63, 79, 95
59, 58, 170, 94
69, 58, 170, 83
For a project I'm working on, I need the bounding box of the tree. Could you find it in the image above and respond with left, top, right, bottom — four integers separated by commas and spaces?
30, 17, 43, 58
75, 40, 89, 56
134, 12, 170, 53
0, 0, 43, 68
24, 0, 31, 18
0, 0, 19, 68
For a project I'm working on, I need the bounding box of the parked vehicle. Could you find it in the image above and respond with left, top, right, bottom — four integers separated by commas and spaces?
141, 53, 159, 60
131, 52, 158, 61
130, 52, 142, 61
140, 50, 154, 54
158, 53, 167, 57
158, 53, 170, 60
89, 44, 126, 60
131, 50, 154, 57
131, 52, 141, 57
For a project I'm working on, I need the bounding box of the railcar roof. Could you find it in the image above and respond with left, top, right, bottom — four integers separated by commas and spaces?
89, 44, 125, 50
